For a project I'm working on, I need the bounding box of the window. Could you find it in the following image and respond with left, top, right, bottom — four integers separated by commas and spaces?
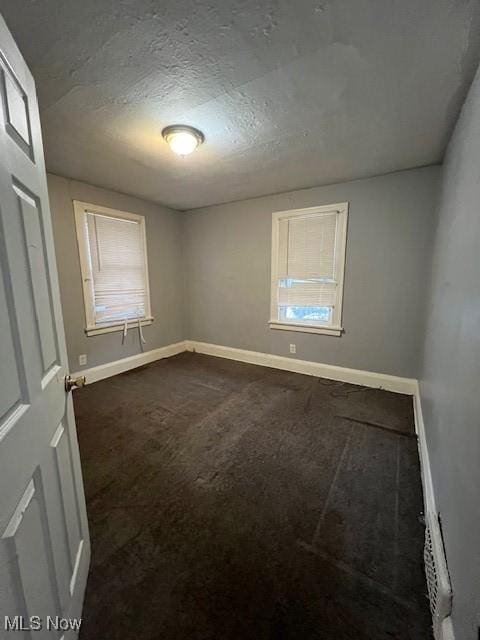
74, 201, 152, 336
269, 203, 348, 336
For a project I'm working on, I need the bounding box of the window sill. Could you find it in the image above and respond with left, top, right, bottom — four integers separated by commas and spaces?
268, 321, 343, 336
85, 317, 154, 337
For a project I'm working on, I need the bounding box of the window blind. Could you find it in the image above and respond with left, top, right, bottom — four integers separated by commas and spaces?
83, 211, 148, 324
277, 212, 338, 311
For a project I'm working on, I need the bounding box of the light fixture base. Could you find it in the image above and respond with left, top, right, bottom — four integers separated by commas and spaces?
162, 125, 205, 156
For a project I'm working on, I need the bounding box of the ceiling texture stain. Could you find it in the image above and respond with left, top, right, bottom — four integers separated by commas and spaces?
2, 0, 480, 210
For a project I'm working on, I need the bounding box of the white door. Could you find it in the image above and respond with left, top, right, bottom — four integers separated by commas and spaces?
0, 13, 90, 638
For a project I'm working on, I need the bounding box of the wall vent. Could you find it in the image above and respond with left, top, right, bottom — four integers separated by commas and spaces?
424, 511, 452, 637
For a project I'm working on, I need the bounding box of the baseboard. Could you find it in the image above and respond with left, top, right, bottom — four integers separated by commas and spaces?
71, 340, 187, 384
414, 385, 454, 640
413, 383, 437, 518
440, 617, 455, 640
185, 340, 417, 395
71, 338, 417, 393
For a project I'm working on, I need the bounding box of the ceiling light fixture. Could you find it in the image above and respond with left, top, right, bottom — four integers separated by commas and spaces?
162, 125, 204, 156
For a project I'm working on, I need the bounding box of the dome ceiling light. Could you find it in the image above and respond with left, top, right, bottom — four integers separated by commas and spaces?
162, 125, 204, 156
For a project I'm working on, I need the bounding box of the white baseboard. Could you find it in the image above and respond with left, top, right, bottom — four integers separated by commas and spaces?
72, 338, 417, 394
440, 617, 455, 640
414, 385, 454, 640
413, 383, 437, 518
71, 340, 187, 384
185, 340, 417, 395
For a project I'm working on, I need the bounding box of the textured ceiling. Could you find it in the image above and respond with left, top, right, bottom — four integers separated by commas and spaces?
2, 0, 480, 210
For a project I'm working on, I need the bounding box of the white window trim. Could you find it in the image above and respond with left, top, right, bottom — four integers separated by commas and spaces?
269, 202, 348, 337
73, 200, 153, 337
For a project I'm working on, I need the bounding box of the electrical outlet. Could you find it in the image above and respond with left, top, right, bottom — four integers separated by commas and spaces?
79, 354, 87, 366
289, 344, 296, 354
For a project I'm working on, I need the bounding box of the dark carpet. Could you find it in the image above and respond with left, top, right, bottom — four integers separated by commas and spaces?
74, 352, 432, 640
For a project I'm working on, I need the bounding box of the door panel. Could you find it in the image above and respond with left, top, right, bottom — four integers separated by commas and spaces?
0, 61, 33, 159
0, 268, 22, 421
14, 181, 59, 373
2, 474, 62, 640
50, 423, 84, 582
0, 12, 90, 636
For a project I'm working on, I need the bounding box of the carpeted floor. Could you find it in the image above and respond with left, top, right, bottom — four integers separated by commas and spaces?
74, 352, 432, 640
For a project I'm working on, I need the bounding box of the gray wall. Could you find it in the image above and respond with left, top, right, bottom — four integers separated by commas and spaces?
48, 173, 184, 371
419, 66, 480, 640
183, 166, 440, 378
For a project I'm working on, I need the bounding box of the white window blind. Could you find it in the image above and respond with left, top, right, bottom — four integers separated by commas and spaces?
270, 203, 348, 336
74, 201, 152, 335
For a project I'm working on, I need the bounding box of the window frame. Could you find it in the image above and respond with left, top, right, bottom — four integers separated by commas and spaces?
269, 202, 348, 337
73, 200, 153, 337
